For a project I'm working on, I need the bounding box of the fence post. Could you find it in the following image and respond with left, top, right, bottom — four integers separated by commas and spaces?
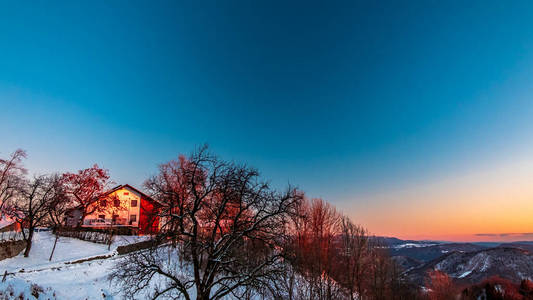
107, 230, 113, 250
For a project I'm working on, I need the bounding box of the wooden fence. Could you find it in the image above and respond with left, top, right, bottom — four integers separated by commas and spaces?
0, 230, 28, 242
57, 229, 114, 245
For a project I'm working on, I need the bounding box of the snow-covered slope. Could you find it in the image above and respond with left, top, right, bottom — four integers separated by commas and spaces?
406, 247, 533, 285
0, 277, 58, 299
389, 243, 486, 263
0, 232, 268, 299
1, 233, 114, 273
0, 232, 151, 299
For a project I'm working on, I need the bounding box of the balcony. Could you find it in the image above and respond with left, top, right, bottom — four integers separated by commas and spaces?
83, 218, 129, 226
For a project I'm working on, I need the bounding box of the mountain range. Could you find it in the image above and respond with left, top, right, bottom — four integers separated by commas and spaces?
381, 237, 533, 285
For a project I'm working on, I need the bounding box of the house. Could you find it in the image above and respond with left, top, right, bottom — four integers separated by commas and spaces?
65, 184, 161, 234
0, 217, 21, 232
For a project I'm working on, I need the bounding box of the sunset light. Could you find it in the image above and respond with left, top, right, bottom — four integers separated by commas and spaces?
2, 1, 533, 299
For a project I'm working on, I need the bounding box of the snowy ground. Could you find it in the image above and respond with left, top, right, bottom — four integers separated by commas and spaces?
1, 233, 114, 272
0, 232, 151, 299
0, 233, 259, 299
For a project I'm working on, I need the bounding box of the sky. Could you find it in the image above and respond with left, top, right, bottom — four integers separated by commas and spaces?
1, 1, 533, 242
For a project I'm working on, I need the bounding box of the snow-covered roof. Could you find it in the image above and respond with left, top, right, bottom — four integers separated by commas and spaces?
0, 217, 15, 228
104, 184, 163, 206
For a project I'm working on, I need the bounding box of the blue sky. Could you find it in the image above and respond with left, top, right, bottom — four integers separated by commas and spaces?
2, 1, 533, 238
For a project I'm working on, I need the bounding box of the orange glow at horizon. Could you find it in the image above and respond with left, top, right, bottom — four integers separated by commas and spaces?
344, 156, 533, 242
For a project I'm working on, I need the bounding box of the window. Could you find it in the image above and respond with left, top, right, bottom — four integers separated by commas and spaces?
112, 214, 118, 224
114, 199, 120, 207
131, 200, 137, 207
98, 215, 105, 219
130, 214, 137, 223
123, 192, 129, 196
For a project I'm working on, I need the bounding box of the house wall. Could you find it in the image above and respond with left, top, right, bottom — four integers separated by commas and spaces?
84, 187, 141, 227
0, 220, 21, 233
139, 196, 159, 234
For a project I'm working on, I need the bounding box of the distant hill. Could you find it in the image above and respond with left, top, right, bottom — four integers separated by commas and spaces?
388, 242, 486, 263
497, 241, 533, 253
406, 247, 533, 285
391, 255, 423, 271
372, 236, 441, 248
378, 237, 533, 285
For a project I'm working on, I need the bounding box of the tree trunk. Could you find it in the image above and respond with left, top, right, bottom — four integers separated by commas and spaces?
196, 285, 211, 300
23, 229, 34, 257
49, 232, 59, 261
197, 292, 210, 300
107, 228, 113, 250
77, 211, 87, 228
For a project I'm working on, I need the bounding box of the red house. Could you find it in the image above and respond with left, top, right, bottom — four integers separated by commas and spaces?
65, 184, 161, 234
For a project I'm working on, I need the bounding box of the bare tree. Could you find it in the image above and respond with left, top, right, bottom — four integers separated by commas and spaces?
338, 216, 370, 300
367, 245, 393, 300
284, 196, 346, 300
285, 197, 411, 300
46, 174, 70, 261
46, 174, 69, 230
4, 175, 57, 257
112, 146, 301, 300
0, 149, 27, 213
304, 198, 343, 300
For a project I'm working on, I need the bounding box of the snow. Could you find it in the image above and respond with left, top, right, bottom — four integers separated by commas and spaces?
0, 232, 114, 273
0, 277, 57, 299
17, 255, 121, 299
458, 270, 472, 278
0, 232, 261, 299
112, 235, 152, 246
0, 232, 154, 299
393, 243, 437, 249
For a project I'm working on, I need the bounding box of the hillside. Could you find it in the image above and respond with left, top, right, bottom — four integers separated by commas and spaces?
406, 247, 533, 285
389, 242, 486, 263
498, 241, 533, 253
0, 232, 150, 299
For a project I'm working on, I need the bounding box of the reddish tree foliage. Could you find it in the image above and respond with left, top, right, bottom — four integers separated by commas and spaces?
520, 279, 533, 299
282, 195, 415, 300
425, 270, 457, 300
461, 276, 525, 300
337, 215, 371, 299
61, 164, 111, 226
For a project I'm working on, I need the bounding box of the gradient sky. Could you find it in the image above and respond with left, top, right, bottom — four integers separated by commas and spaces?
2, 1, 533, 242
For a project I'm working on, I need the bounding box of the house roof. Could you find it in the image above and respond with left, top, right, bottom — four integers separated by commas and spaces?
0, 217, 15, 229
104, 184, 163, 206
65, 184, 164, 213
